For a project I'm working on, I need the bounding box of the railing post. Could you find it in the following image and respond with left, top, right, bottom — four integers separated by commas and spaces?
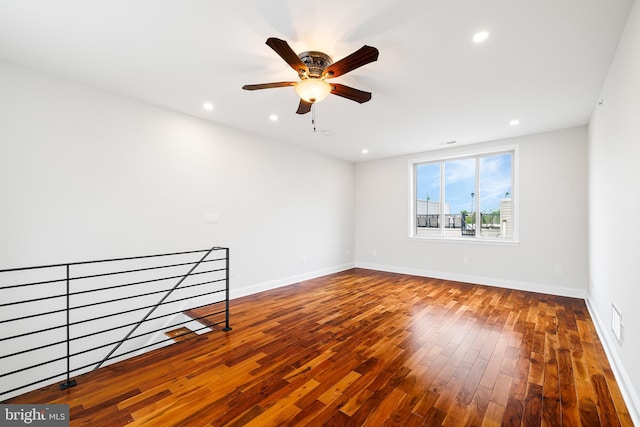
59, 264, 77, 390
222, 248, 232, 332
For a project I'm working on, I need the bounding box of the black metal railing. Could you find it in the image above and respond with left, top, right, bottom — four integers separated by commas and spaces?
0, 246, 231, 400
418, 213, 502, 237
417, 214, 466, 229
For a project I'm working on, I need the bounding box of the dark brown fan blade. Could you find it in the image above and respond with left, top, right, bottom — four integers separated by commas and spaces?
330, 84, 372, 103
242, 82, 296, 91
323, 45, 379, 78
296, 100, 313, 115
266, 37, 309, 74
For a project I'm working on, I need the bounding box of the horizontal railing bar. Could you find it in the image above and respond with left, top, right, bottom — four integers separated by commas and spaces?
181, 299, 225, 313
182, 309, 227, 326
68, 268, 227, 298
0, 294, 66, 308
0, 258, 224, 291
66, 248, 225, 268
68, 278, 226, 311
0, 248, 225, 274
0, 268, 226, 308
0, 339, 69, 360
0, 307, 67, 325
0, 277, 67, 291
0, 268, 225, 310
0, 324, 66, 343
0, 370, 71, 398
1, 352, 69, 379
64, 257, 225, 284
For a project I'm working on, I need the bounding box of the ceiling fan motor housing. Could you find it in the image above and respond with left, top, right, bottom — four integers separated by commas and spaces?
242, 38, 377, 114
298, 51, 333, 78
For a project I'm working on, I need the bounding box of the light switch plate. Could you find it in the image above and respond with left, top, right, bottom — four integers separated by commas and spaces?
203, 213, 220, 223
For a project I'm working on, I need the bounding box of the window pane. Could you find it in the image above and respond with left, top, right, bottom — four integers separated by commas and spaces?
415, 162, 441, 236
479, 153, 513, 238
444, 158, 476, 238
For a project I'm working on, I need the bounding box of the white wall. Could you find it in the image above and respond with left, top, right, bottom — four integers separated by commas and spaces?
0, 61, 355, 296
355, 127, 589, 298
588, 0, 640, 420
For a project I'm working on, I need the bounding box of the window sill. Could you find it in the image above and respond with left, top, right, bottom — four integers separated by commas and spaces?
408, 235, 520, 246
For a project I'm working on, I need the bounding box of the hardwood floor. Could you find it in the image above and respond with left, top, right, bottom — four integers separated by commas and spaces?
4, 269, 633, 426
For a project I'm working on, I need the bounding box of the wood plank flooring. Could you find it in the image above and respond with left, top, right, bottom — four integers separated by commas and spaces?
4, 268, 634, 426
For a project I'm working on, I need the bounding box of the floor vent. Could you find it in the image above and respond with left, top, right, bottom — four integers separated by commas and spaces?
611, 303, 623, 345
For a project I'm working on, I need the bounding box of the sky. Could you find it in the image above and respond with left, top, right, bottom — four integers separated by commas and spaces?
416, 153, 512, 214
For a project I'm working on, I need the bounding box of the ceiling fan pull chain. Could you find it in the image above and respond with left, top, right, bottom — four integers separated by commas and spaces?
312, 103, 317, 132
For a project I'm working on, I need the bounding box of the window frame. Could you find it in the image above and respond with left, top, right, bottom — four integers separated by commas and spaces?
409, 144, 519, 244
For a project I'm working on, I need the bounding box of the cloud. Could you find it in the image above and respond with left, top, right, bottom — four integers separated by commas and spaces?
444, 158, 475, 184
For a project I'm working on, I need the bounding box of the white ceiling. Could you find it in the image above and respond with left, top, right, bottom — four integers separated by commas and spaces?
0, 1, 634, 162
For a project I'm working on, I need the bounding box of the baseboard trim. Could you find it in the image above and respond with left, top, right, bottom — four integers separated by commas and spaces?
230, 262, 356, 300
585, 297, 640, 425
354, 262, 586, 299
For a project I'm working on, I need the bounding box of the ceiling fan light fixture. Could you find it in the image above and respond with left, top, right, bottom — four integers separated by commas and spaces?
295, 78, 332, 103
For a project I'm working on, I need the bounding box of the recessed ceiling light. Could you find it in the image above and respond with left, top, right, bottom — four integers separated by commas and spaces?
269, 114, 278, 122
473, 31, 490, 43
509, 119, 520, 126
203, 102, 214, 111
362, 149, 369, 154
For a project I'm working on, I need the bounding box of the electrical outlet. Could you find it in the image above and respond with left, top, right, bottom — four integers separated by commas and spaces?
463, 257, 469, 266
554, 266, 563, 276
372, 249, 377, 257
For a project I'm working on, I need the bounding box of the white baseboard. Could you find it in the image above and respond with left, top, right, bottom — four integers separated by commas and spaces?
585, 297, 640, 426
355, 261, 586, 299
229, 262, 356, 300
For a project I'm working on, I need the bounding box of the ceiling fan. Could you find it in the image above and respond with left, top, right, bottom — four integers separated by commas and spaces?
242, 37, 379, 114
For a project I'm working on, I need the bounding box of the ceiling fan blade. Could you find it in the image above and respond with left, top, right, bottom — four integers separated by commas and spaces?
296, 100, 313, 115
242, 82, 296, 90
266, 37, 309, 74
323, 45, 379, 78
330, 84, 372, 103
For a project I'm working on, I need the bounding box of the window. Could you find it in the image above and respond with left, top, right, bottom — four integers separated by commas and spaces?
411, 147, 517, 241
